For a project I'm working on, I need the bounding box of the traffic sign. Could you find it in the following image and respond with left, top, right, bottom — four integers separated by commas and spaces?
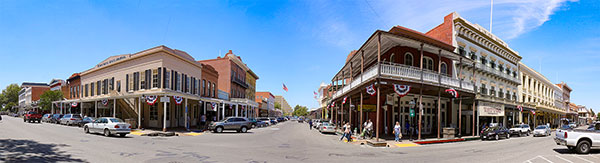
409, 109, 415, 117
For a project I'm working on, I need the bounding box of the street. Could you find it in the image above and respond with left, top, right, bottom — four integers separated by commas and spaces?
1, 116, 599, 163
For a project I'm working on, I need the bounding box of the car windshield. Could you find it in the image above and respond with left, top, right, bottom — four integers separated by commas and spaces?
536, 126, 546, 129
484, 127, 497, 132
108, 118, 124, 123
72, 115, 82, 118
28, 112, 37, 114
561, 125, 571, 129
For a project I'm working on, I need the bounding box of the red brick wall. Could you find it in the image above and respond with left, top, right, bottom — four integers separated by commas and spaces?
66, 77, 81, 100
425, 13, 454, 46
198, 58, 231, 96
31, 87, 50, 101
201, 64, 219, 98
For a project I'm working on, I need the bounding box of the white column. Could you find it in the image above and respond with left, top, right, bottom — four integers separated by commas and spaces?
203, 101, 206, 115
185, 98, 189, 130
138, 97, 142, 129
163, 96, 168, 132
51, 102, 54, 114
61, 102, 63, 114
94, 101, 98, 118
113, 99, 116, 118
235, 104, 239, 117
221, 103, 225, 120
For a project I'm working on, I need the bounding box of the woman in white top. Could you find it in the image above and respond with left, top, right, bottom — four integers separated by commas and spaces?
394, 121, 402, 142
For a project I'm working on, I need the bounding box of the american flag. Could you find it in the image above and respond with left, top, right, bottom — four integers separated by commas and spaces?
282, 83, 288, 92
342, 96, 348, 104
314, 91, 318, 95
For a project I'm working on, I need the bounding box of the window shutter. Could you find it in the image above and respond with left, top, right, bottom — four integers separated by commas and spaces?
171, 70, 174, 90
146, 69, 151, 89
158, 68, 162, 88
126, 74, 129, 92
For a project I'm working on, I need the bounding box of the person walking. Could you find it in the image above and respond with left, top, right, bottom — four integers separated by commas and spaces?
394, 121, 402, 142
200, 114, 206, 130
344, 122, 352, 142
340, 121, 347, 141
365, 119, 373, 139
309, 119, 313, 130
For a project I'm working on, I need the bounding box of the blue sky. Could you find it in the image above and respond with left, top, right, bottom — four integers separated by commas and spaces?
0, 0, 598, 112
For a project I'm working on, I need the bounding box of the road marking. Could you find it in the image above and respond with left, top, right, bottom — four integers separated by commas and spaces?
185, 132, 203, 136
270, 128, 280, 130
130, 131, 143, 136
394, 143, 419, 147
573, 155, 594, 163
538, 156, 554, 163
554, 155, 573, 163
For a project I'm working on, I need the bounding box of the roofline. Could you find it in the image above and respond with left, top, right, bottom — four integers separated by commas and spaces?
81, 45, 202, 76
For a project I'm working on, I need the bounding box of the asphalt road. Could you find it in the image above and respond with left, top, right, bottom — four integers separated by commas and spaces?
1, 115, 599, 163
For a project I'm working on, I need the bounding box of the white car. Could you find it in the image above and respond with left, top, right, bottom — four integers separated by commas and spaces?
319, 122, 336, 134
83, 117, 131, 137
555, 122, 600, 154
533, 125, 551, 137
509, 124, 531, 136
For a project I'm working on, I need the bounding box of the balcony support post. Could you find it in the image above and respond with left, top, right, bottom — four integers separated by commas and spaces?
437, 49, 442, 139
360, 50, 364, 133
376, 32, 381, 142
418, 43, 424, 140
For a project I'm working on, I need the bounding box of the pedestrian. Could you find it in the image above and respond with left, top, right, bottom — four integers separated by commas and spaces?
200, 114, 206, 130
344, 122, 352, 142
394, 121, 402, 142
308, 119, 313, 130
340, 121, 347, 141
405, 120, 410, 140
366, 120, 373, 139
361, 120, 368, 139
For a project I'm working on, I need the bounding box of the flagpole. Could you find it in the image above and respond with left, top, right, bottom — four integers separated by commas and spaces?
490, 0, 493, 33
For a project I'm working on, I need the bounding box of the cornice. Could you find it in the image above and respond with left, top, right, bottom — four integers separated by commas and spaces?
453, 19, 522, 65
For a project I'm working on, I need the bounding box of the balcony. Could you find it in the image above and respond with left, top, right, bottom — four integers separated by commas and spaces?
332, 63, 475, 99
232, 77, 249, 89
475, 63, 520, 83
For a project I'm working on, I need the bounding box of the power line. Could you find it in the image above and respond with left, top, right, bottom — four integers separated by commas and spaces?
364, 0, 386, 27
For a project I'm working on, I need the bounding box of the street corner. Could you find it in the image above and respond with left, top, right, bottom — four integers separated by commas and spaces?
130, 130, 144, 136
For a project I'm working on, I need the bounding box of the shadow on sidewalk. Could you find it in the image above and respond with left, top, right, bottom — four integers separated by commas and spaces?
0, 139, 88, 163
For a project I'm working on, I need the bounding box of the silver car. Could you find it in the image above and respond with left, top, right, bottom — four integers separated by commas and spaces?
208, 117, 253, 133
319, 122, 336, 134
83, 117, 131, 137
60, 114, 82, 126
533, 125, 551, 137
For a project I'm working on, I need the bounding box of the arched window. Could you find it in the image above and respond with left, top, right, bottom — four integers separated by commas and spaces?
440, 62, 447, 74
423, 56, 434, 71
404, 52, 413, 66
390, 53, 395, 63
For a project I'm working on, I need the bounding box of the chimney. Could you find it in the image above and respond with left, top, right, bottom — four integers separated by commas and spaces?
227, 50, 233, 54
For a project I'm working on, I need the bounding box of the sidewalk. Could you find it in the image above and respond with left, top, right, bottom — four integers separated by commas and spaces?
130, 128, 205, 137
334, 129, 479, 147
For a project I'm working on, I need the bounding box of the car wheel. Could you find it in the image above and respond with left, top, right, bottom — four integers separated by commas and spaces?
506, 133, 510, 139
104, 129, 111, 137
252, 124, 256, 128
241, 126, 248, 133
495, 135, 499, 140
215, 127, 223, 133
576, 140, 591, 154
23, 119, 26, 122
119, 134, 126, 137
526, 131, 530, 136
84, 126, 90, 133
518, 131, 522, 137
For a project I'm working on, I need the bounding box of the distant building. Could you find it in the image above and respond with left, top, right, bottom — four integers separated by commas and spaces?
274, 95, 291, 115
18, 82, 50, 112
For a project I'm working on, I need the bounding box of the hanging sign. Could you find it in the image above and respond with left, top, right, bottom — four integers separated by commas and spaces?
477, 101, 505, 116
146, 95, 158, 105
173, 96, 183, 105
393, 84, 410, 97
445, 88, 458, 98
366, 83, 376, 96
71, 102, 78, 107
101, 99, 109, 106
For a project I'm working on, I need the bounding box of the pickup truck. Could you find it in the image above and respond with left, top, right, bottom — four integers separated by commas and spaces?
23, 111, 42, 123
554, 123, 600, 154
509, 124, 531, 137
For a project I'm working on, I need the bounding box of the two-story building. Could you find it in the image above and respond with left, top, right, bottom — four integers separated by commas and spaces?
518, 63, 565, 128
18, 82, 50, 113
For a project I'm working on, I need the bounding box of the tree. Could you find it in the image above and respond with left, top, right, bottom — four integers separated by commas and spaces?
274, 102, 281, 109
0, 84, 20, 112
292, 105, 308, 117
39, 90, 63, 111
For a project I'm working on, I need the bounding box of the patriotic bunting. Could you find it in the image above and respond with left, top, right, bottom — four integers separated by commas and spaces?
71, 102, 78, 107
531, 110, 536, 115
393, 84, 410, 97
366, 83, 376, 96
445, 88, 459, 98
517, 105, 523, 112
173, 96, 183, 105
211, 102, 217, 111
101, 99, 109, 106
342, 96, 348, 104
146, 95, 158, 105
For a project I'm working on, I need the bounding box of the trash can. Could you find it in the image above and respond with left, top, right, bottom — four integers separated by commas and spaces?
443, 127, 456, 138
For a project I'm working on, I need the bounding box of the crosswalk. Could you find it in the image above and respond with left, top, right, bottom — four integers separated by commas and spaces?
525, 155, 600, 163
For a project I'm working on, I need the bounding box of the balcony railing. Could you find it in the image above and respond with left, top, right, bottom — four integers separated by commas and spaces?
475, 63, 520, 83
331, 63, 475, 99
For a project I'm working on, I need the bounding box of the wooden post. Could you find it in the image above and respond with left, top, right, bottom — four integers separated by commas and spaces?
376, 32, 381, 142
459, 98, 462, 137
360, 50, 364, 131
418, 43, 424, 140
437, 49, 442, 139
473, 101, 476, 136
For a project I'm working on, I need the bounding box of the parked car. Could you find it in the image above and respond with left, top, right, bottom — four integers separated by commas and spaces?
314, 119, 324, 129
257, 118, 272, 126
60, 114, 83, 126
555, 122, 600, 154
50, 114, 63, 124
509, 124, 531, 136
277, 117, 285, 122
533, 125, 551, 137
319, 122, 336, 134
209, 117, 253, 133
23, 111, 42, 123
41, 114, 52, 123
83, 117, 131, 137
247, 118, 266, 128
268, 117, 278, 125
78, 117, 96, 127
481, 126, 510, 140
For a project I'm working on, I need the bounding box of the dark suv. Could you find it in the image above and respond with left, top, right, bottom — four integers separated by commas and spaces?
209, 117, 252, 133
